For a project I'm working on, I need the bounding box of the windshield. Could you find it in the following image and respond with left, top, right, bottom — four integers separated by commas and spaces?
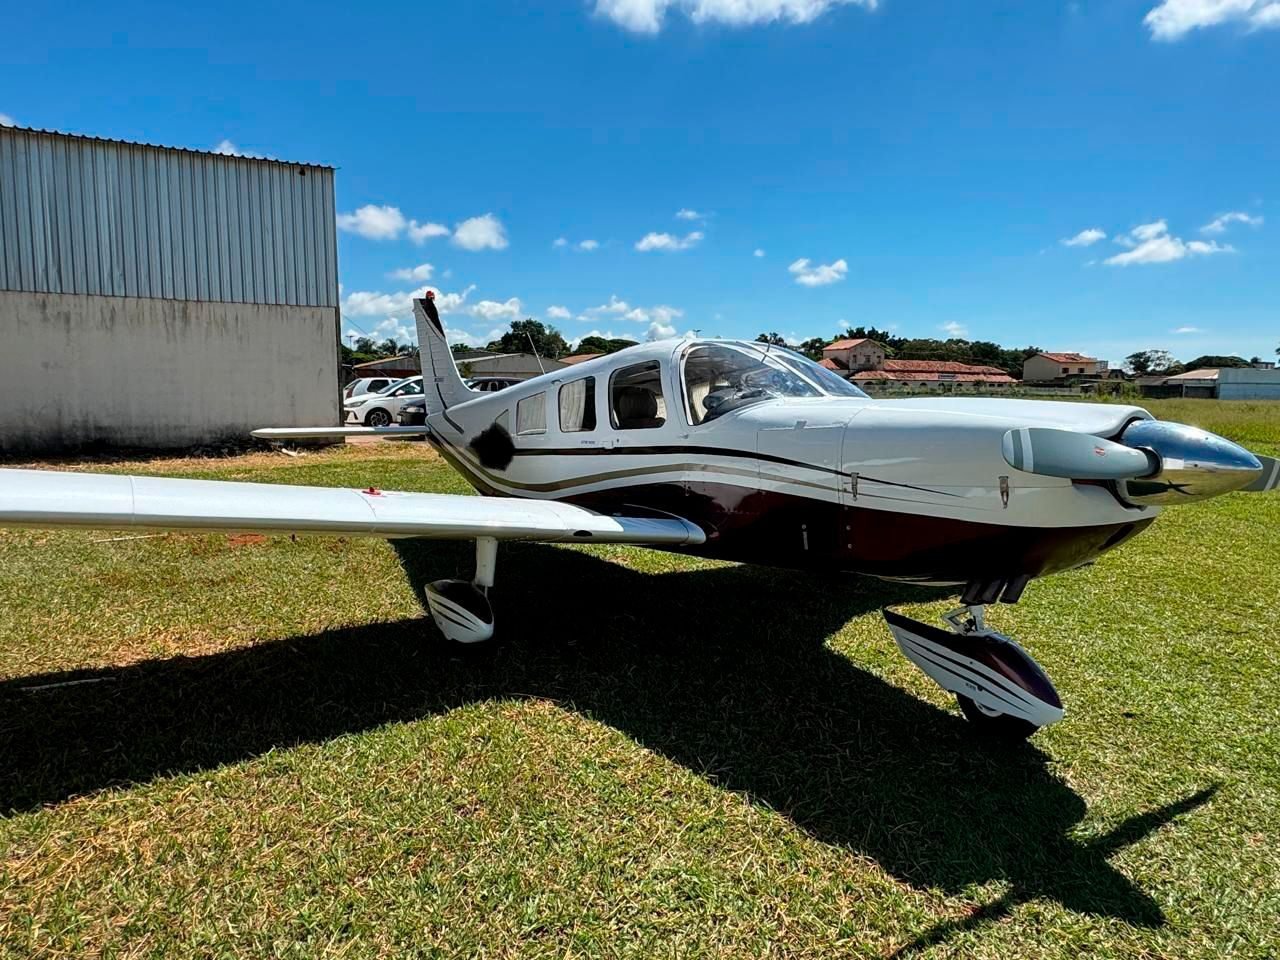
769, 348, 870, 398
683, 343, 822, 424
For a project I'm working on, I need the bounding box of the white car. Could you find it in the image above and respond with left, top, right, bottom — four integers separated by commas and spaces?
343, 376, 424, 426
344, 376, 396, 399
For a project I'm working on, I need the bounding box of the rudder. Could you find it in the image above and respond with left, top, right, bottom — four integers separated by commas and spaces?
414, 295, 477, 415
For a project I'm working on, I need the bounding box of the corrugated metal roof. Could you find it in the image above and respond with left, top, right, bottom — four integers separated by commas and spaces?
0, 125, 338, 307
1, 124, 333, 169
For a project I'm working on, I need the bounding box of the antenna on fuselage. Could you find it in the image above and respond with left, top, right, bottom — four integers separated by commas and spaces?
525, 326, 546, 375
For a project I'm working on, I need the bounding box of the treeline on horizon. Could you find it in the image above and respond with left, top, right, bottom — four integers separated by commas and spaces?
343, 318, 1270, 378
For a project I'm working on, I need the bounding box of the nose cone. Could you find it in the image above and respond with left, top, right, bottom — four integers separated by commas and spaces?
1119, 420, 1263, 505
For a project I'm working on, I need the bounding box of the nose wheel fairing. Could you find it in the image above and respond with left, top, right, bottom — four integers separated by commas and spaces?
883, 607, 1064, 732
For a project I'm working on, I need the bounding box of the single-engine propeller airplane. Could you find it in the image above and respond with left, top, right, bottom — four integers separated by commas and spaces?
2, 294, 1276, 738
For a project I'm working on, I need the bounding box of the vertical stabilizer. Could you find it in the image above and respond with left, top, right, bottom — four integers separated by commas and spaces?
414, 296, 477, 414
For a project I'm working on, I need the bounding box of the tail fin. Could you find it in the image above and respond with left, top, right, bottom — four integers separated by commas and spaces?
414, 296, 477, 415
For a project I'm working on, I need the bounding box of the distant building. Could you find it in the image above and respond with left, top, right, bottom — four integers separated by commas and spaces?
850, 359, 1018, 391
822, 338, 886, 373
1023, 352, 1102, 383
560, 352, 605, 365
350, 355, 420, 382
1142, 367, 1280, 400
461, 353, 569, 380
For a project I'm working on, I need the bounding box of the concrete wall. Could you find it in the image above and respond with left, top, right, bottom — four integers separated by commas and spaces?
1219, 367, 1280, 401
1, 290, 339, 452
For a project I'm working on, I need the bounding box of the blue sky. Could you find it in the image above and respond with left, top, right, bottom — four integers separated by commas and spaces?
3, 0, 1278, 364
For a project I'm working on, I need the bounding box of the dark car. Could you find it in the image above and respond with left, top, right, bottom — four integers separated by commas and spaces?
397, 399, 427, 426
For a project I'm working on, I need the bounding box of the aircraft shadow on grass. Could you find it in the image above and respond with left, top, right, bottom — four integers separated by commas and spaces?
0, 541, 1217, 947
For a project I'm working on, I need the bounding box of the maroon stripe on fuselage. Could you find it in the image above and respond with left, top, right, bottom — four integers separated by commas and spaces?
563, 481, 1151, 584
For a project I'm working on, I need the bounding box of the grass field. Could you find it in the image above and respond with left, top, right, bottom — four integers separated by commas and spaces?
1, 398, 1278, 958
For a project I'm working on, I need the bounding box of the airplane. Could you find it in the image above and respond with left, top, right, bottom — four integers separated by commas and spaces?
1, 293, 1276, 740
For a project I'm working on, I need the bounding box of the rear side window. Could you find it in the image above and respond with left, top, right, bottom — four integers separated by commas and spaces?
610, 362, 667, 430
516, 393, 547, 435
558, 377, 596, 432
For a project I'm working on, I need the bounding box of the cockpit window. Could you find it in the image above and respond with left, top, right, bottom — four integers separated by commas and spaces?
683, 343, 823, 424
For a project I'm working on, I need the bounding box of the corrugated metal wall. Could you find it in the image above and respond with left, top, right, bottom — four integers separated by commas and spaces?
0, 128, 337, 308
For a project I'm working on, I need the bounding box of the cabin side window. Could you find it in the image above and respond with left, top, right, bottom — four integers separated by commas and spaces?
609, 361, 667, 430
558, 377, 597, 433
516, 392, 547, 435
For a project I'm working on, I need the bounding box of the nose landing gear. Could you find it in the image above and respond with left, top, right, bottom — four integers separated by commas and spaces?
883, 605, 1063, 739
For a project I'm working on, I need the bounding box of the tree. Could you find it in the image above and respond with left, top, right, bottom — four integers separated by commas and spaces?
755, 332, 788, 346
576, 335, 638, 356
1125, 350, 1181, 376
486, 319, 570, 359
1185, 355, 1249, 370
796, 337, 829, 361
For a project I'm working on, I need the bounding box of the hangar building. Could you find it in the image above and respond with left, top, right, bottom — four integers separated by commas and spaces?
0, 125, 341, 453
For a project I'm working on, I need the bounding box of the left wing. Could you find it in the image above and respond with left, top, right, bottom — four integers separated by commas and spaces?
0, 469, 705, 545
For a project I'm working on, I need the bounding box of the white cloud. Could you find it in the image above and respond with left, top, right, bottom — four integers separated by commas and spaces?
788, 257, 848, 287
1201, 211, 1264, 234
1062, 228, 1106, 247
553, 237, 569, 248
469, 297, 524, 322
446, 327, 508, 349
389, 263, 434, 282
635, 230, 703, 252
452, 213, 509, 251
546, 305, 572, 320
941, 321, 968, 337
580, 295, 632, 319
0, 113, 15, 127
408, 220, 450, 244
213, 139, 268, 159
753, 248, 766, 258
370, 316, 417, 345
676, 208, 708, 220
595, 0, 877, 34
337, 205, 408, 241
1173, 325, 1204, 334
1105, 220, 1234, 266
647, 320, 678, 340
578, 239, 600, 251
343, 283, 475, 317
1144, 0, 1280, 40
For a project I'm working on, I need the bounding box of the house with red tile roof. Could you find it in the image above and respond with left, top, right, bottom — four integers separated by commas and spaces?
1023, 352, 1104, 383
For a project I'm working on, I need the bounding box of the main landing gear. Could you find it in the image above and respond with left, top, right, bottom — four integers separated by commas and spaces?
424, 537, 498, 645
883, 605, 1064, 739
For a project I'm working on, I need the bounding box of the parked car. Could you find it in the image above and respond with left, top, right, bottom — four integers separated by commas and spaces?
397, 399, 427, 426
344, 376, 395, 399
465, 377, 521, 393
344, 376, 424, 426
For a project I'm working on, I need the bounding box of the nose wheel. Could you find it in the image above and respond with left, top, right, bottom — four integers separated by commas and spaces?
883, 605, 1063, 739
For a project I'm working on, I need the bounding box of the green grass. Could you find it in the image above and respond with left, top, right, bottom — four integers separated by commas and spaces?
1, 400, 1278, 958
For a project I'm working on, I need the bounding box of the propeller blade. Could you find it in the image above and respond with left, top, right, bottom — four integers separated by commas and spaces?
1243, 455, 1279, 493
1001, 427, 1156, 481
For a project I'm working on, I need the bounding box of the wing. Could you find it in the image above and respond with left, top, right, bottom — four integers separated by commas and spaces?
0, 469, 704, 546
251, 426, 429, 439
